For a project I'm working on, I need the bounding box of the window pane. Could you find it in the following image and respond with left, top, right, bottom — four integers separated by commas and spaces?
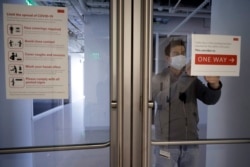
0, 148, 109, 167
0, 0, 110, 148
151, 144, 250, 167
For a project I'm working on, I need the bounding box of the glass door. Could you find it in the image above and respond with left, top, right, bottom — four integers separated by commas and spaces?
1, 0, 113, 167
1, 0, 250, 167
146, 1, 250, 167
0, 0, 145, 167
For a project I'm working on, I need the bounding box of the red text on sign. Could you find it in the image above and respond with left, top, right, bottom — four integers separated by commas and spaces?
195, 54, 237, 65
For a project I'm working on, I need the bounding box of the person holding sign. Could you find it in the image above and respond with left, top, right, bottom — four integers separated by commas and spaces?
152, 39, 222, 167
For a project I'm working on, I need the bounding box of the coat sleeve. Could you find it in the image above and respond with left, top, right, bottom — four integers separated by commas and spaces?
195, 78, 222, 105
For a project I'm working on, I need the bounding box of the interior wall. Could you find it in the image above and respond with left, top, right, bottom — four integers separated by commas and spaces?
70, 54, 84, 103
207, 0, 250, 166
70, 53, 85, 141
84, 15, 110, 129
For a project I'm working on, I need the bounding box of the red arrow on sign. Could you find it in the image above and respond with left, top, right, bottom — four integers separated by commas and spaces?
195, 54, 237, 65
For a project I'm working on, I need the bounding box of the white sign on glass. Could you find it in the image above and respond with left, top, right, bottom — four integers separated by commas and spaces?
191, 34, 241, 76
3, 4, 68, 99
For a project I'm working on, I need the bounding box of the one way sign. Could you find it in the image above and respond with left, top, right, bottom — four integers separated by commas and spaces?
191, 34, 241, 76
195, 54, 237, 65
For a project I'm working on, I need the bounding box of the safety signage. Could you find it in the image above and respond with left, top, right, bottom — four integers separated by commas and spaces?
191, 34, 241, 76
195, 54, 237, 65
3, 4, 68, 99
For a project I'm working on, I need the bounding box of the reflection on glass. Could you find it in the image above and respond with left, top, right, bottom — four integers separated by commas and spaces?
33, 99, 63, 116
151, 35, 222, 167
83, 14, 110, 144
0, 148, 110, 167
151, 144, 250, 167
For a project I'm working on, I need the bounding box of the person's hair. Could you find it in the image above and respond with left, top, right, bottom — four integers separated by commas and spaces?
164, 39, 185, 56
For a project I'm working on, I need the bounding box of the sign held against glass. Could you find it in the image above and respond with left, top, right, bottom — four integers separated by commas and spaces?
190, 34, 241, 76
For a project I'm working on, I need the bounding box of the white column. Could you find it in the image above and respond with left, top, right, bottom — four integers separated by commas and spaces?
207, 0, 250, 166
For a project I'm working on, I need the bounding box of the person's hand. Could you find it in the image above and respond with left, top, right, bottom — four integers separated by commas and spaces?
204, 76, 220, 89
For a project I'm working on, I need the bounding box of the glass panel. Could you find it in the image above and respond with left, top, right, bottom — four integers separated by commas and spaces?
0, 148, 109, 167
151, 0, 250, 167
151, 144, 250, 167
0, 0, 110, 149
33, 99, 63, 116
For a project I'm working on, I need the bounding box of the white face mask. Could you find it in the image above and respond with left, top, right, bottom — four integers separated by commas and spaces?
170, 55, 186, 70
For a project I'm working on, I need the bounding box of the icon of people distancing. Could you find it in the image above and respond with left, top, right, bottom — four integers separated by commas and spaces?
8, 38, 23, 49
